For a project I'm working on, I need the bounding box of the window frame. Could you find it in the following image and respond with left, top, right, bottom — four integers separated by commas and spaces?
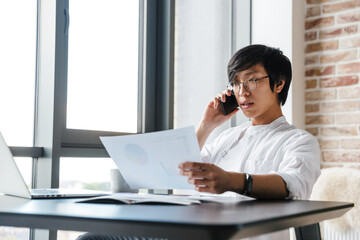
9, 0, 252, 188
2, 1, 251, 239
62, 0, 144, 149
61, 0, 176, 152
33, 0, 176, 189
231, 0, 252, 127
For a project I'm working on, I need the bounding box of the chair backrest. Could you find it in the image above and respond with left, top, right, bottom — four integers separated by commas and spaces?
311, 167, 360, 233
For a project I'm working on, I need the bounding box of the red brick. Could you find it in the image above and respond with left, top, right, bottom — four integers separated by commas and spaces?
305, 17, 334, 30
340, 36, 360, 49
305, 40, 338, 53
305, 31, 317, 41
338, 10, 360, 23
320, 50, 357, 63
320, 163, 345, 169
305, 89, 336, 101
306, 79, 318, 89
320, 28, 341, 39
305, 66, 335, 76
339, 86, 360, 99
341, 138, 360, 149
338, 62, 360, 74
319, 139, 338, 149
336, 113, 360, 124
322, 101, 360, 113
306, 127, 319, 136
307, 0, 319, 5
306, 103, 320, 113
305, 55, 318, 65
306, 115, 334, 125
320, 75, 359, 88
322, 165, 360, 170
307, 6, 321, 17
345, 25, 359, 34
322, 151, 360, 162
323, 1, 360, 13
320, 25, 358, 39
321, 127, 358, 136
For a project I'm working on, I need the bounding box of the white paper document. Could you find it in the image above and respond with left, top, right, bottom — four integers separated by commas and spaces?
78, 193, 202, 206
100, 126, 202, 190
77, 192, 250, 206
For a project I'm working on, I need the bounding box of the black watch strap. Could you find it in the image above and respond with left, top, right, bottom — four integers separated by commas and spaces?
243, 173, 253, 196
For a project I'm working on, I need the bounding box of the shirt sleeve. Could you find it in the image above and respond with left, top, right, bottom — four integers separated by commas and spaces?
201, 143, 213, 163
273, 132, 321, 200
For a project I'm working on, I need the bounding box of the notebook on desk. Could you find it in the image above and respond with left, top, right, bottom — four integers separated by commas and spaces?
0, 132, 107, 199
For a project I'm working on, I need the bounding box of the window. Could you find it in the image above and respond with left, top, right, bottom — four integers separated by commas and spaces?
60, 157, 116, 191
51, 0, 174, 190
0, 0, 36, 146
0, 227, 29, 240
56, 0, 142, 191
0, 1, 36, 239
15, 158, 33, 187
0, 1, 252, 239
67, 0, 139, 133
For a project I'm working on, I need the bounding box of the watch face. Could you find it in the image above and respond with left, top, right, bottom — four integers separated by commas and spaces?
243, 173, 253, 196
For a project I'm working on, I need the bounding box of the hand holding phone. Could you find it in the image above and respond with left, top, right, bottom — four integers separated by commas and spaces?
219, 94, 239, 116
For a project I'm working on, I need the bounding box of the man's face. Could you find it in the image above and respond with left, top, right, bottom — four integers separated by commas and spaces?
233, 64, 283, 125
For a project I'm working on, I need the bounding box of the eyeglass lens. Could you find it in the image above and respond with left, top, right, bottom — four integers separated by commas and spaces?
228, 79, 256, 94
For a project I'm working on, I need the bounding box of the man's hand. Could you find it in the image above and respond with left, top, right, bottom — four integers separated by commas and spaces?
179, 162, 289, 199
196, 90, 239, 150
201, 90, 239, 130
178, 161, 239, 194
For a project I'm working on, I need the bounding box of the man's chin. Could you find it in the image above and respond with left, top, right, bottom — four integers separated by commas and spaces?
241, 110, 253, 119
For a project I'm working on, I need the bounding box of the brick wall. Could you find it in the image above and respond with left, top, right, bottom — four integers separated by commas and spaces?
305, 0, 360, 168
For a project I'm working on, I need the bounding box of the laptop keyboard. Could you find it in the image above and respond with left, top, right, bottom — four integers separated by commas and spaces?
31, 189, 60, 195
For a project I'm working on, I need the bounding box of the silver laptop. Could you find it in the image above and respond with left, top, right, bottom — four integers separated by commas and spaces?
0, 132, 108, 199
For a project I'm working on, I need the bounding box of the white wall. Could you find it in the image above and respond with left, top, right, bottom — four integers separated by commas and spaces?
174, 0, 305, 138
174, 0, 232, 142
252, 0, 305, 129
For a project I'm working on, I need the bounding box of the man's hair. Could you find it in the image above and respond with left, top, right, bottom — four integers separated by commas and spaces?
227, 44, 292, 106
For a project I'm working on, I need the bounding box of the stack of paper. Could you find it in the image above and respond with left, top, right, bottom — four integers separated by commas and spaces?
77, 192, 250, 206
77, 193, 201, 206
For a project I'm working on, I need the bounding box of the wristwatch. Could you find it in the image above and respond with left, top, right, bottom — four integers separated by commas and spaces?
243, 173, 253, 196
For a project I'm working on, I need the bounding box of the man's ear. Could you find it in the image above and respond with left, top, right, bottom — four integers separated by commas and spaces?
275, 80, 285, 93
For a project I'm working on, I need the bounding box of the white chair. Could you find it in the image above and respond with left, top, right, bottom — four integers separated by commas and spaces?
310, 167, 360, 239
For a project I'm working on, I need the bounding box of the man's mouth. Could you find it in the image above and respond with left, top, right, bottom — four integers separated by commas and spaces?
240, 102, 254, 109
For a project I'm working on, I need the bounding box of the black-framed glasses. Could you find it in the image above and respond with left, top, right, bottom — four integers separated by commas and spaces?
227, 75, 269, 94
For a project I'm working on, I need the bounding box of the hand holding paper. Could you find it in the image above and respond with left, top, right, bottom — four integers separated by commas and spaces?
179, 161, 236, 194
101, 126, 202, 190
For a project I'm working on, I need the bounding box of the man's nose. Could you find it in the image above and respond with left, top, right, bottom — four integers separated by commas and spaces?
239, 83, 250, 96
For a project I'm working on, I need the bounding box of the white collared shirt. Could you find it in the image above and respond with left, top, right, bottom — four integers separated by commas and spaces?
201, 116, 321, 200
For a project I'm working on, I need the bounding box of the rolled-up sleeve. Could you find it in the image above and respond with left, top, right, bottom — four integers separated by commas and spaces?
274, 133, 321, 200
201, 144, 213, 163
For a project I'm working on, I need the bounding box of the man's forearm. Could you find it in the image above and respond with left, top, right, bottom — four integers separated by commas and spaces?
231, 173, 289, 200
196, 122, 215, 150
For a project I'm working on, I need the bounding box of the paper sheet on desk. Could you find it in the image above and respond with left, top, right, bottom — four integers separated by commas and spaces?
100, 126, 202, 190
77, 192, 250, 205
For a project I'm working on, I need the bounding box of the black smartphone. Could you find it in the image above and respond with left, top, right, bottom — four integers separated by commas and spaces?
219, 94, 239, 116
